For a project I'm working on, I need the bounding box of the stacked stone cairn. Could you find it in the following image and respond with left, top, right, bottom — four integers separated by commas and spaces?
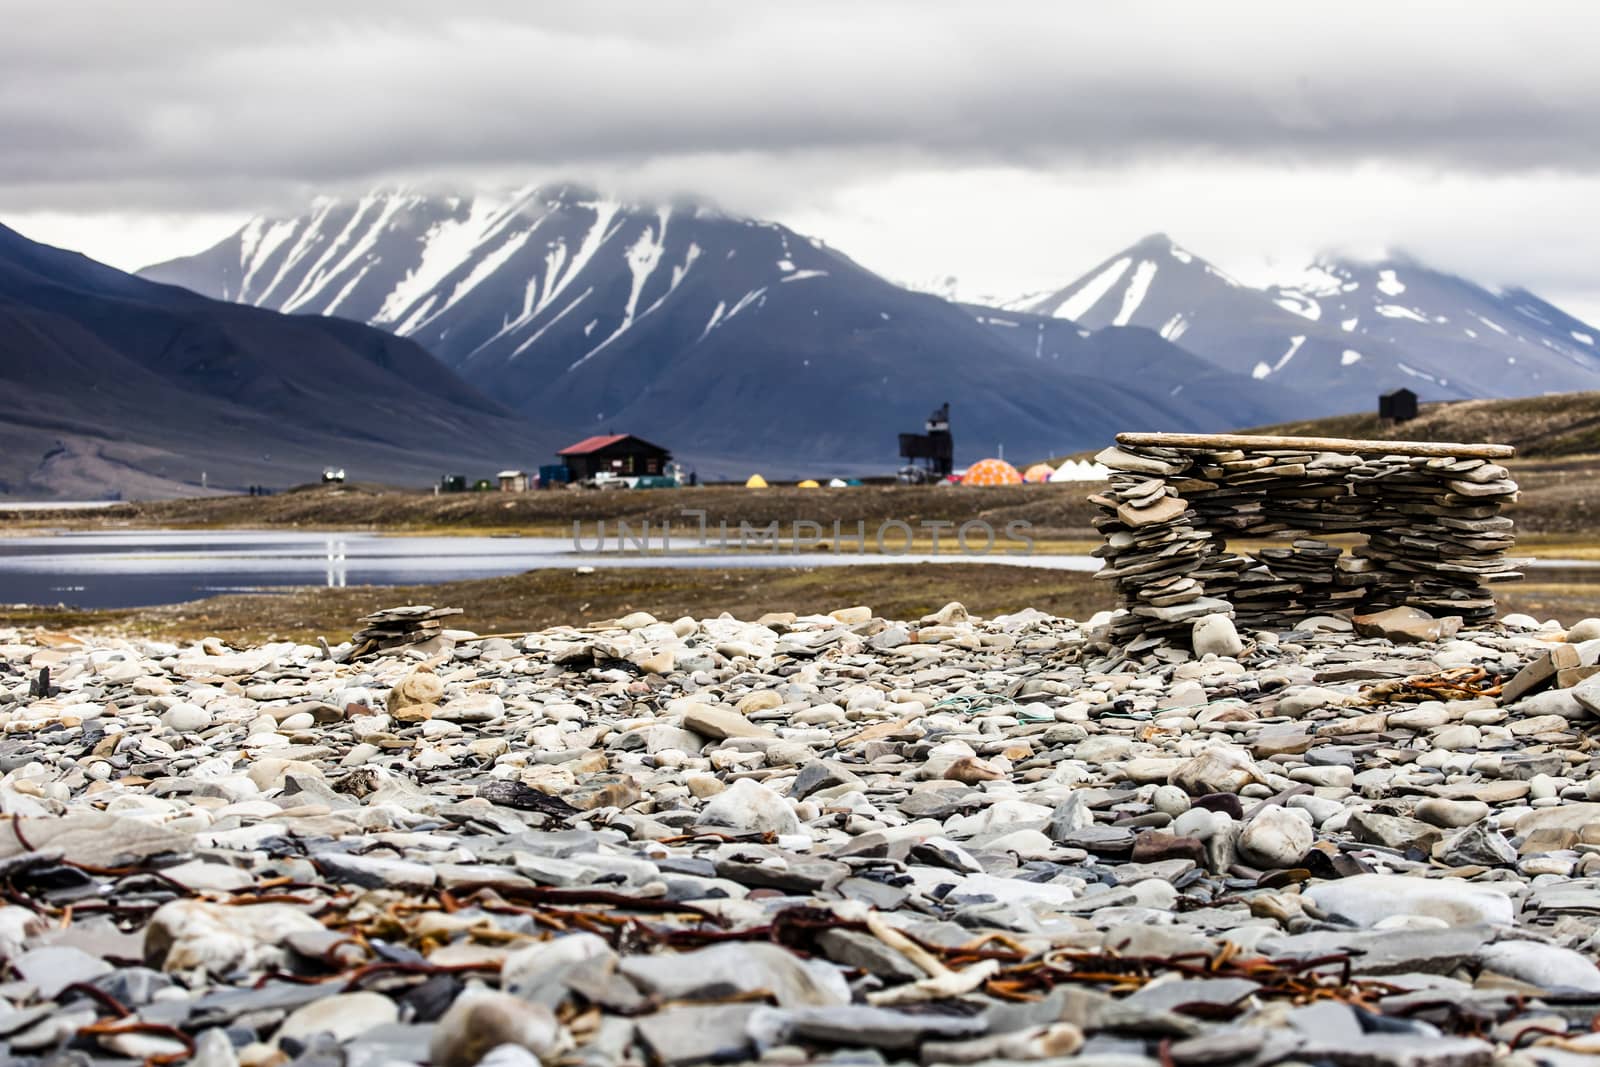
1090, 432, 1524, 648
345, 604, 463, 659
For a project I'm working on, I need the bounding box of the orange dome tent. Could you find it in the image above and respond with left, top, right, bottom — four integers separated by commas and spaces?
1022, 462, 1055, 484
963, 458, 1023, 486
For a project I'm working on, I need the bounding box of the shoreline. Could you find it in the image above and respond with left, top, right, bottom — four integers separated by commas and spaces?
7, 558, 1600, 647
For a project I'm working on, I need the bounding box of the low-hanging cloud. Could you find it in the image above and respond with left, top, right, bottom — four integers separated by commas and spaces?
7, 0, 1600, 321
3, 0, 1598, 215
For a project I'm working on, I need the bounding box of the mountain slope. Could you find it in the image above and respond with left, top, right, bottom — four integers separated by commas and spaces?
1265, 256, 1600, 397
1010, 235, 1600, 414
0, 223, 563, 499
966, 308, 1308, 433
142, 187, 1311, 475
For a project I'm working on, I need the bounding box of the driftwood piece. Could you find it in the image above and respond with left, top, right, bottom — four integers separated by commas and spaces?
1116, 432, 1515, 460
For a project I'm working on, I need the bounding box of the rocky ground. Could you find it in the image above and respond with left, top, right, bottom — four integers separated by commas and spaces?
2, 601, 1600, 1067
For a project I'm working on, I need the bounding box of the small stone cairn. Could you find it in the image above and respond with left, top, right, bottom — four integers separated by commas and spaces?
1090, 432, 1525, 648
346, 604, 463, 659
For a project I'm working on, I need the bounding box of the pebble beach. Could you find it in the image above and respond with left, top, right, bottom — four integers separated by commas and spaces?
3, 601, 1600, 1067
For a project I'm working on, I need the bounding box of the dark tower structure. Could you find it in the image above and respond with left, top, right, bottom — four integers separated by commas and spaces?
899, 402, 954, 479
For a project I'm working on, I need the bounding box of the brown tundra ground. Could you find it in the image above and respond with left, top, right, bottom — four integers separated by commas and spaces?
5, 467, 1600, 644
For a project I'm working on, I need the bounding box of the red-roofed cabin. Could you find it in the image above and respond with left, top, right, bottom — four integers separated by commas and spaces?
557, 434, 672, 481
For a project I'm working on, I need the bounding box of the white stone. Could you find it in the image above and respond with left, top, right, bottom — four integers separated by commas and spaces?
1513, 689, 1587, 721
698, 778, 804, 836
501, 933, 611, 995
1566, 618, 1600, 644
1150, 785, 1191, 817
145, 900, 323, 976
1305, 874, 1514, 928
1479, 939, 1600, 992
1237, 805, 1313, 869
276, 991, 397, 1045
1191, 614, 1244, 658
160, 702, 212, 733
1431, 724, 1481, 751
1170, 746, 1262, 796
1415, 798, 1490, 828
430, 990, 568, 1067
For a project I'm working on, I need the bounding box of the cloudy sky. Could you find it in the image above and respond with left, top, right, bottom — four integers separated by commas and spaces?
6, 1, 1600, 318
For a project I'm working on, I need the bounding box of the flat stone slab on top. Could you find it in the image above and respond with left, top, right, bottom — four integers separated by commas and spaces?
1116, 431, 1516, 460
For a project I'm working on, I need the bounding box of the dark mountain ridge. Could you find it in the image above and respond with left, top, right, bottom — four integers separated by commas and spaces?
0, 223, 564, 499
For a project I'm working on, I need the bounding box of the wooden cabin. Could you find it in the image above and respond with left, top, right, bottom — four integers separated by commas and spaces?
557, 434, 672, 481
1379, 388, 1419, 423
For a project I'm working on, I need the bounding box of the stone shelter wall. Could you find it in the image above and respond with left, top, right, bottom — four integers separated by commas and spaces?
1089, 432, 1523, 648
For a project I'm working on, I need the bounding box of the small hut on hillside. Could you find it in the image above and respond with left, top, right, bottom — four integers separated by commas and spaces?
1379, 388, 1419, 423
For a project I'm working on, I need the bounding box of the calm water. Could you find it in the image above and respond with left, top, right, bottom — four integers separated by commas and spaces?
0, 530, 1103, 609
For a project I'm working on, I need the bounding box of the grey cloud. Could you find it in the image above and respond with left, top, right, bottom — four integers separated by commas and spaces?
3, 1, 1599, 214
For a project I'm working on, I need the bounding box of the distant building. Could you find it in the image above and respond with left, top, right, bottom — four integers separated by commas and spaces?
898, 402, 954, 480
1379, 388, 1419, 423
557, 434, 672, 482
497, 470, 530, 493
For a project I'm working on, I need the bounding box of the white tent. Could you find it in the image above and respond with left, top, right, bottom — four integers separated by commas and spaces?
1050, 459, 1110, 482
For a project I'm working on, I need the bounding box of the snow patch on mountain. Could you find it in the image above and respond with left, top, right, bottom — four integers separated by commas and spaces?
1376, 304, 1429, 322
1397, 362, 1443, 385
1275, 293, 1321, 321
1058, 256, 1132, 321
380, 197, 506, 324
1254, 335, 1306, 379
434, 229, 534, 325
1113, 261, 1159, 326
510, 286, 592, 359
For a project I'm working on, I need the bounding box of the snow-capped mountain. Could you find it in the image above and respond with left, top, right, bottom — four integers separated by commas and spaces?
1263, 256, 1600, 396
141, 188, 1299, 475
1010, 235, 1600, 413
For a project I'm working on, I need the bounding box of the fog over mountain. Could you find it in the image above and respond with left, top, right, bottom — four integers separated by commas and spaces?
7, 5, 1600, 323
